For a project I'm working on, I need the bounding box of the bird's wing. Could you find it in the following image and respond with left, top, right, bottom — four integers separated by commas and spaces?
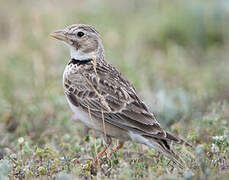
66, 61, 186, 144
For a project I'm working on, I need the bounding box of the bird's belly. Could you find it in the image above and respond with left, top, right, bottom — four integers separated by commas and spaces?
66, 97, 94, 128
66, 96, 130, 141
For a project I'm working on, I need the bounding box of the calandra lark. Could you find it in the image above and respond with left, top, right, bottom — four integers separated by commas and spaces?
50, 24, 191, 167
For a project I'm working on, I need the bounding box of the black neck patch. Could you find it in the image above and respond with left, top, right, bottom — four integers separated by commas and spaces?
68, 58, 93, 66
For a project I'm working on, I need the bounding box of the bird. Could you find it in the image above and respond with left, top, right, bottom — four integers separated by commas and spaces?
50, 24, 191, 168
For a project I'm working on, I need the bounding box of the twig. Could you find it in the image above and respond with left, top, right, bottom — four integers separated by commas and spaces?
92, 55, 98, 77
101, 110, 107, 139
87, 105, 97, 159
91, 56, 108, 139
82, 74, 111, 112
87, 56, 110, 154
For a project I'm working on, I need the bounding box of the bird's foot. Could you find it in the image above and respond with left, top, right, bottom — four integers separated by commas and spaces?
107, 142, 124, 158
81, 145, 108, 167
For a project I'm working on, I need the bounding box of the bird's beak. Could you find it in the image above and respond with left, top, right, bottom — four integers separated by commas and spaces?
50, 30, 68, 42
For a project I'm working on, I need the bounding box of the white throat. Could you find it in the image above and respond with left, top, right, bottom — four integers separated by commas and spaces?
70, 47, 93, 60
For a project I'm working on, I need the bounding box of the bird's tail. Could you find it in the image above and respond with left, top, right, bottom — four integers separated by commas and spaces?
144, 136, 185, 169
165, 131, 192, 148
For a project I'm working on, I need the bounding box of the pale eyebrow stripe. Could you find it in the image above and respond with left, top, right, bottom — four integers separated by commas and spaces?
68, 26, 78, 34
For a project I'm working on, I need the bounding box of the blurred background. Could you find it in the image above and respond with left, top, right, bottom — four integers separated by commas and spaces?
0, 0, 229, 178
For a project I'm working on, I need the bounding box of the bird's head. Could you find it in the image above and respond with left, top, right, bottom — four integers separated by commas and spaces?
50, 24, 104, 61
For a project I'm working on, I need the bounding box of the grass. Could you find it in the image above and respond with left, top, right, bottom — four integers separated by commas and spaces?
0, 0, 229, 179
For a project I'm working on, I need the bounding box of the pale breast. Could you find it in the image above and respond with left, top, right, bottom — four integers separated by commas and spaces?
63, 64, 98, 129
62, 63, 130, 141
65, 97, 96, 128
63, 64, 82, 90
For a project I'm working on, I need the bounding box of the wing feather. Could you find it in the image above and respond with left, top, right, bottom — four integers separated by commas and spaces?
67, 61, 166, 136
64, 61, 192, 147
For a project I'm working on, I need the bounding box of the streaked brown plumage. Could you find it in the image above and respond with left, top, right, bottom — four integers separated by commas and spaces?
50, 24, 191, 168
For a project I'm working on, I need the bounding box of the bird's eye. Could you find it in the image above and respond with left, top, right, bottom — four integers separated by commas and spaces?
77, 31, 84, 37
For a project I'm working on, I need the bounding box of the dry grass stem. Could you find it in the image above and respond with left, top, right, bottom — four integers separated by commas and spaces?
101, 110, 107, 139
83, 74, 111, 112
87, 104, 98, 159
92, 56, 108, 142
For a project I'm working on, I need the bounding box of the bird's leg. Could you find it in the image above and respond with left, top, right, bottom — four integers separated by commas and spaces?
93, 135, 112, 163
108, 141, 124, 158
